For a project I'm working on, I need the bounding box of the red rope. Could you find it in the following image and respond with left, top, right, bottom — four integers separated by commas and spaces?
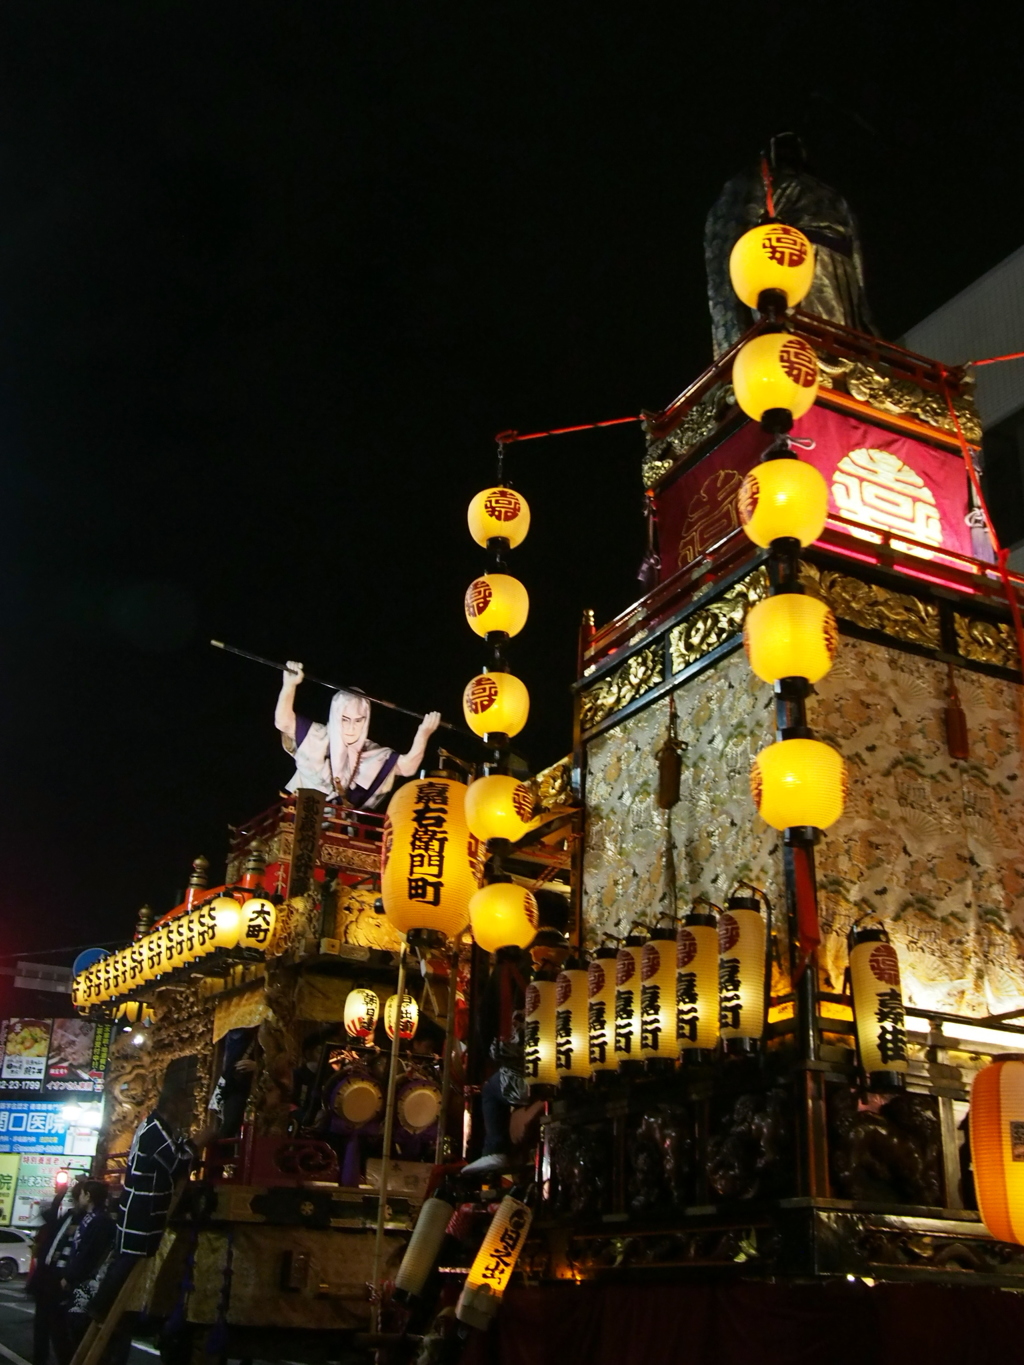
968, 350, 1024, 368
760, 156, 776, 219
495, 414, 641, 445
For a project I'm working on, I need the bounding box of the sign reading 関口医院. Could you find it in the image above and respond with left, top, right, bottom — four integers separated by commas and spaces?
0, 1100, 102, 1156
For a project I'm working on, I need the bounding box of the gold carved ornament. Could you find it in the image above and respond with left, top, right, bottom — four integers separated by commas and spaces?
533, 755, 574, 812
641, 385, 731, 487
799, 561, 941, 650
817, 354, 983, 446
954, 614, 1020, 672
579, 643, 664, 732
669, 567, 769, 673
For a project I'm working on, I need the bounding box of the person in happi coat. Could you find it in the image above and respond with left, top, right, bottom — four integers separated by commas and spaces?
57, 1180, 116, 1363
275, 660, 440, 808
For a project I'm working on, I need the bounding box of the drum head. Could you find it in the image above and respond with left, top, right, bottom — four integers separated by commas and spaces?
334, 1076, 383, 1126
397, 1084, 441, 1134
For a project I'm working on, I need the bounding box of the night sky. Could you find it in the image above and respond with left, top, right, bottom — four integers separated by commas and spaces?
2, 9, 1024, 962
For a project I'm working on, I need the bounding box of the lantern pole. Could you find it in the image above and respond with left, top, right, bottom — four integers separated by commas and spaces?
371, 936, 408, 1329
435, 946, 459, 1164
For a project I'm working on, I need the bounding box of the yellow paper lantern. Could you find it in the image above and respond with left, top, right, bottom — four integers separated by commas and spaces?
464, 774, 536, 844
849, 926, 908, 1078
384, 992, 419, 1041
738, 456, 828, 549
587, 948, 618, 1074
524, 978, 558, 1089
675, 912, 720, 1052
469, 882, 538, 953
732, 332, 819, 424
638, 932, 681, 1063
208, 895, 243, 950
462, 670, 530, 739
554, 968, 590, 1077
465, 573, 530, 639
718, 898, 767, 1042
468, 486, 531, 550
613, 940, 645, 1064
456, 1195, 533, 1330
970, 1057, 1024, 1245
743, 593, 838, 685
116, 1001, 154, 1028
751, 738, 846, 830
238, 897, 278, 953
381, 777, 480, 937
729, 223, 816, 310
343, 987, 380, 1040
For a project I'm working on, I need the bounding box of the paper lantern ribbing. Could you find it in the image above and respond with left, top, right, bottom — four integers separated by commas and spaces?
343, 987, 380, 1040
208, 895, 243, 949
751, 738, 846, 831
738, 457, 829, 549
676, 913, 720, 1051
469, 882, 538, 953
587, 949, 618, 1074
718, 898, 767, 1042
384, 992, 419, 1041
464, 774, 536, 844
395, 1194, 456, 1299
468, 486, 531, 549
465, 573, 530, 639
638, 932, 681, 1062
729, 223, 816, 310
456, 1195, 534, 1330
970, 1058, 1024, 1246
848, 927, 908, 1078
524, 979, 558, 1089
462, 671, 530, 739
732, 333, 819, 423
743, 593, 838, 685
613, 941, 645, 1063
554, 968, 590, 1077
380, 777, 480, 937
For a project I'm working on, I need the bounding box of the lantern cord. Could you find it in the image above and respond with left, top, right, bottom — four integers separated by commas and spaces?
371, 937, 408, 1329
759, 155, 777, 220
967, 350, 1024, 368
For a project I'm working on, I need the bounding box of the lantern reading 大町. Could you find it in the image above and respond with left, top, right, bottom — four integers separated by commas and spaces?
970, 1057, 1024, 1246
639, 931, 680, 1064
456, 1195, 534, 1330
384, 992, 419, 1041
849, 926, 908, 1081
524, 978, 558, 1089
718, 897, 767, 1044
554, 968, 589, 1077
613, 939, 645, 1064
462, 670, 530, 739
587, 948, 617, 1075
343, 988, 380, 1040
238, 897, 277, 952
676, 910, 720, 1054
380, 777, 480, 938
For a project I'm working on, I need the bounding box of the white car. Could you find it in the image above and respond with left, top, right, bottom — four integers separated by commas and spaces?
0, 1228, 35, 1280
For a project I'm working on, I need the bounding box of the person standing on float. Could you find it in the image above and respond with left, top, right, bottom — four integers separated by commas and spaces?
275, 662, 441, 809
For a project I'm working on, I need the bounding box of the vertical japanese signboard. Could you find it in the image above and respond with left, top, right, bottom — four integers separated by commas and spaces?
0, 1154, 21, 1226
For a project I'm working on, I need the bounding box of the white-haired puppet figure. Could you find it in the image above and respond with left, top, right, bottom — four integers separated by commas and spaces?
275, 662, 441, 809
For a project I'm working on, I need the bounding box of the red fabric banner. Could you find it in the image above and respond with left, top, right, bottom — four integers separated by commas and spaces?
655, 404, 972, 582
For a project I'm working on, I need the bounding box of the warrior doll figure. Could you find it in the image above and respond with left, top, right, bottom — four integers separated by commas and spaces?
275, 661, 440, 809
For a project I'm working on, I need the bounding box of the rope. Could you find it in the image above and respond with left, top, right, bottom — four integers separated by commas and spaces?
759, 156, 776, 219
495, 414, 641, 445
967, 350, 1024, 368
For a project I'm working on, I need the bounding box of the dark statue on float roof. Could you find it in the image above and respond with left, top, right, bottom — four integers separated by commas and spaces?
705, 132, 877, 357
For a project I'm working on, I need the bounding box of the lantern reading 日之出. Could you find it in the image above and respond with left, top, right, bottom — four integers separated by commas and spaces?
613, 939, 645, 1065
751, 738, 846, 831
587, 948, 618, 1075
464, 774, 536, 844
468, 486, 531, 550
462, 670, 530, 739
464, 573, 530, 640
639, 931, 681, 1063
468, 882, 538, 954
718, 897, 767, 1043
343, 987, 380, 1040
523, 978, 558, 1089
554, 968, 589, 1077
728, 223, 816, 311
848, 926, 908, 1080
732, 333, 820, 424
384, 992, 419, 1041
380, 777, 480, 938
738, 456, 829, 549
970, 1057, 1024, 1246
456, 1195, 534, 1330
743, 593, 838, 685
676, 911, 720, 1053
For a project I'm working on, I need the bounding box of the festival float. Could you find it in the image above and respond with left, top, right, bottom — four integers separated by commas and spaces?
71, 143, 1024, 1362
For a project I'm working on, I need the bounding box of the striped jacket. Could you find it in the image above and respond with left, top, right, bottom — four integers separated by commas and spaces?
116, 1111, 194, 1257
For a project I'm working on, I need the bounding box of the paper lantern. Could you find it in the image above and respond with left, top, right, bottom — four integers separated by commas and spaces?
343, 988, 380, 1040
462, 671, 530, 739
116, 1001, 154, 1028
395, 1194, 456, 1300
464, 774, 536, 844
524, 978, 558, 1089
638, 932, 681, 1063
469, 882, 538, 953
849, 926, 908, 1078
238, 897, 278, 952
732, 333, 819, 424
554, 968, 590, 1077
738, 456, 828, 549
718, 898, 767, 1042
468, 485, 531, 550
208, 895, 243, 950
613, 940, 645, 1064
751, 738, 846, 830
587, 948, 618, 1074
729, 223, 816, 310
381, 777, 480, 937
456, 1195, 533, 1330
676, 912, 720, 1052
384, 992, 419, 1041
465, 573, 530, 639
743, 593, 838, 685
970, 1058, 1024, 1245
